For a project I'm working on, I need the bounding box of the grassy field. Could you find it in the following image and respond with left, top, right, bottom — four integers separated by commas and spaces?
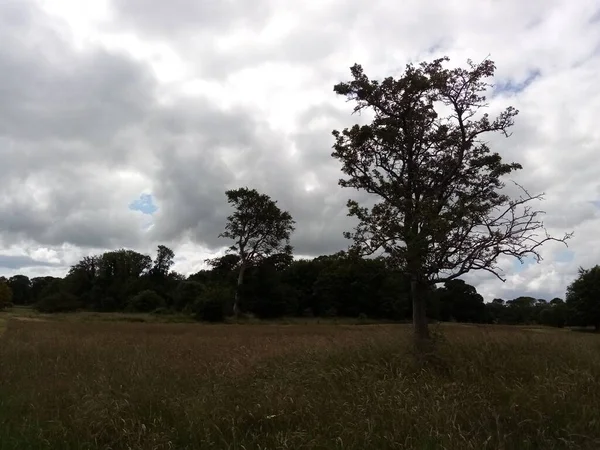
1, 314, 599, 449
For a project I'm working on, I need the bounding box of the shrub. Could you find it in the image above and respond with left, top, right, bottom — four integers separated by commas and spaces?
127, 290, 165, 313
0, 281, 13, 310
35, 292, 81, 313
193, 285, 232, 322
173, 281, 205, 311
96, 296, 118, 312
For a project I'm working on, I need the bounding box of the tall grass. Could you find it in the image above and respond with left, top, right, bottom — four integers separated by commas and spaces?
0, 319, 599, 449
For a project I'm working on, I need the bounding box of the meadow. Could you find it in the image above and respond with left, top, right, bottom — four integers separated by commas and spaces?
1, 313, 600, 449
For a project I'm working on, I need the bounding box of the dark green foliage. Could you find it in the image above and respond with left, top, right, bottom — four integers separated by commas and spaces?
481, 296, 570, 328
436, 280, 485, 323
30, 276, 61, 304
150, 245, 175, 278
313, 254, 384, 317
7, 275, 31, 305
239, 262, 297, 319
506, 297, 539, 324
485, 298, 506, 323
193, 285, 232, 322
35, 292, 81, 313
173, 280, 205, 311
64, 255, 100, 301
566, 266, 600, 331
280, 259, 322, 314
2, 246, 583, 328
127, 290, 165, 313
0, 279, 12, 310
205, 254, 240, 280
539, 299, 568, 328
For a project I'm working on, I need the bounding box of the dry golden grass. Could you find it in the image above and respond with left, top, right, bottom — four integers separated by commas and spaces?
1, 317, 599, 449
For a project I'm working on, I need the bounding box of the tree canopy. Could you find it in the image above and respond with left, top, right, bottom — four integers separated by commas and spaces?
220, 188, 295, 266
566, 265, 600, 331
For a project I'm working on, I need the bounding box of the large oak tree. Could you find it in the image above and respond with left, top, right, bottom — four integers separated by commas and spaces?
331, 57, 570, 341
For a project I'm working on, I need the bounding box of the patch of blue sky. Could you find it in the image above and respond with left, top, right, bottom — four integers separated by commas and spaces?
493, 69, 541, 96
129, 193, 157, 215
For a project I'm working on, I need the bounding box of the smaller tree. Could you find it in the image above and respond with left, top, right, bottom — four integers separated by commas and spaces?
150, 245, 175, 278
0, 280, 13, 310
219, 187, 295, 316
566, 266, 600, 331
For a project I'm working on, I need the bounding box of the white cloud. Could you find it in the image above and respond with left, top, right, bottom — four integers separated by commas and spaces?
1, 0, 599, 300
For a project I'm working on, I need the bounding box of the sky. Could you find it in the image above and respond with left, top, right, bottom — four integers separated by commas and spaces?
1, 0, 599, 302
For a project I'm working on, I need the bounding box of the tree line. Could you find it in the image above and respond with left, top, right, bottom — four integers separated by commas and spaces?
0, 245, 598, 330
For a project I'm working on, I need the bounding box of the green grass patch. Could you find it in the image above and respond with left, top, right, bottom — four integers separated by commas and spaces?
1, 321, 599, 449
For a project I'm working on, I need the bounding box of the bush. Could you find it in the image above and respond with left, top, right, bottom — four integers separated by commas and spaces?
35, 293, 81, 313
193, 285, 232, 322
151, 307, 173, 315
0, 281, 13, 310
173, 281, 205, 311
127, 290, 165, 313
96, 296, 118, 312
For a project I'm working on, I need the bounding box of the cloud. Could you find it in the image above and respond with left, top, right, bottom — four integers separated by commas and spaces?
109, 0, 274, 38
0, 0, 599, 301
0, 255, 61, 270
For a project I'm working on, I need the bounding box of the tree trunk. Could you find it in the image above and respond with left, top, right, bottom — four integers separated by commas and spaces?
233, 263, 246, 318
411, 277, 429, 342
